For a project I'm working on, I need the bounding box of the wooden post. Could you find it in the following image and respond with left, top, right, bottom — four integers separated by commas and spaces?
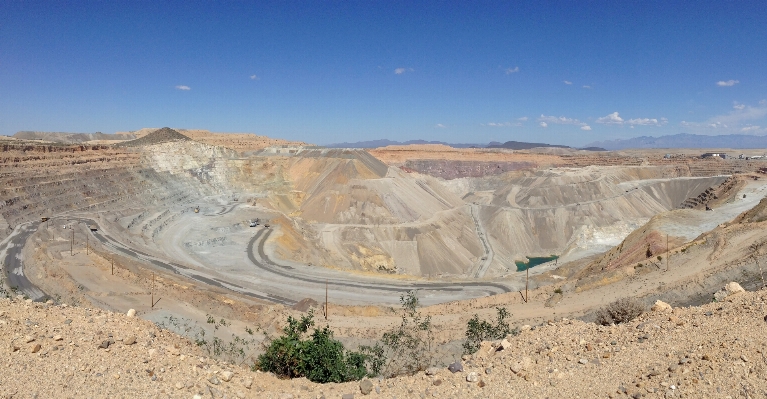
525, 265, 529, 303
70, 228, 73, 256
86, 233, 89, 255
151, 272, 154, 308
325, 280, 328, 320
111, 256, 114, 275
666, 234, 669, 272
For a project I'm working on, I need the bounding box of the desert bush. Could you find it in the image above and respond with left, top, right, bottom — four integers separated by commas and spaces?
463, 307, 517, 354
256, 310, 374, 383
594, 297, 645, 325
378, 291, 434, 377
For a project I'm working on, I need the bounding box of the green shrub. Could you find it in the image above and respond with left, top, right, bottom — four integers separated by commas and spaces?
378, 291, 434, 377
554, 288, 563, 294
463, 307, 517, 354
256, 311, 375, 383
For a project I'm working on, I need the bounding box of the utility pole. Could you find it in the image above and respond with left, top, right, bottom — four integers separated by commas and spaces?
666, 234, 669, 272
86, 233, 89, 255
151, 272, 154, 308
111, 255, 114, 275
325, 280, 328, 320
70, 228, 74, 256
525, 265, 529, 303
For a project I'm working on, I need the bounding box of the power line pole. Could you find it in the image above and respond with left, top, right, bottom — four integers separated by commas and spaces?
70, 228, 73, 256
111, 255, 114, 275
666, 234, 669, 272
325, 279, 328, 321
151, 272, 154, 308
525, 265, 529, 303
86, 233, 89, 255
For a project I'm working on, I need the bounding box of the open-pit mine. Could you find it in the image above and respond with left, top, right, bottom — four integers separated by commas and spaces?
2, 128, 767, 358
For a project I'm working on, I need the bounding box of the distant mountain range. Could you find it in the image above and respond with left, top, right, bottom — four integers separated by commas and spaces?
486, 140, 572, 150
586, 133, 767, 151
324, 139, 482, 148
325, 139, 606, 151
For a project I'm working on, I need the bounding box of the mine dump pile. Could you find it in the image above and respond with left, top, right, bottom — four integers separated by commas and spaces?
401, 159, 537, 179
12, 131, 136, 143
116, 127, 191, 147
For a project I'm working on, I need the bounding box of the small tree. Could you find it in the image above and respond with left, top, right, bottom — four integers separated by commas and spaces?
379, 291, 434, 377
463, 307, 516, 354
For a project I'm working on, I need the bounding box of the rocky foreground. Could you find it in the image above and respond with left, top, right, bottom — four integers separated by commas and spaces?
1, 286, 767, 399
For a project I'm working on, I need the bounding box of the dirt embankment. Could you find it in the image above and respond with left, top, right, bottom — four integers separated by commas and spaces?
2, 287, 766, 398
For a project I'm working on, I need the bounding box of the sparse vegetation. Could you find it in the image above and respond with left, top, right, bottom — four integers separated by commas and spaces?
377, 291, 434, 377
256, 310, 373, 383
594, 297, 645, 326
463, 307, 517, 354
554, 287, 563, 294
156, 315, 259, 365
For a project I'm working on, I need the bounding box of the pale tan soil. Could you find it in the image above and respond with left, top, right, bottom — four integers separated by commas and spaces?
115, 128, 307, 153
1, 288, 766, 398
368, 145, 563, 166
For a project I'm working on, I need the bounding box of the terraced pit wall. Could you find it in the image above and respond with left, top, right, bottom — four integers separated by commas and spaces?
0, 142, 219, 241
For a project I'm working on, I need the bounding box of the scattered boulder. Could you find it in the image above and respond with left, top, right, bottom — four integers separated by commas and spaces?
498, 338, 512, 351
25, 336, 35, 343
725, 282, 745, 296
53, 335, 63, 341
243, 377, 253, 389
30, 343, 41, 353
126, 309, 136, 317
359, 379, 373, 395
714, 282, 746, 301
123, 336, 136, 345
448, 361, 463, 373
208, 375, 220, 385
466, 372, 478, 382
651, 300, 672, 313
220, 370, 234, 382
425, 367, 439, 376
98, 340, 111, 349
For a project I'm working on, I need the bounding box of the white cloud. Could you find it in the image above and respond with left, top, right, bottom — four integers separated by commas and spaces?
435, 123, 446, 128
582, 85, 592, 89
741, 125, 761, 132
627, 118, 664, 126
563, 80, 572, 85
505, 67, 519, 74
597, 112, 666, 127
539, 115, 582, 125
517, 116, 528, 121
250, 75, 259, 80
394, 67, 414, 75
716, 80, 739, 87
175, 85, 191, 91
486, 122, 510, 127
538, 114, 591, 130
733, 102, 745, 110
581, 125, 592, 131
596, 112, 624, 124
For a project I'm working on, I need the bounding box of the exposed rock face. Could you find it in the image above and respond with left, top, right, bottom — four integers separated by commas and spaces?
402, 160, 537, 180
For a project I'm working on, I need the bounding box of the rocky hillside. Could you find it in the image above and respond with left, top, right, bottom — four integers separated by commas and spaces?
2, 285, 766, 398
117, 127, 192, 147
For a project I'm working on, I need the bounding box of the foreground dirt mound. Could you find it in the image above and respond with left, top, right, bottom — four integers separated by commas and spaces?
2, 288, 766, 398
117, 127, 191, 147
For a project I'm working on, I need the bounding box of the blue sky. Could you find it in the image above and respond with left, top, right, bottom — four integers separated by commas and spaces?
1, 1, 766, 146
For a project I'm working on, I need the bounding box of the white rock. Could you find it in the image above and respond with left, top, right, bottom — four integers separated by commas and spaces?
651, 300, 672, 313
221, 370, 234, 382
498, 339, 512, 351
126, 309, 136, 317
466, 371, 478, 382
725, 282, 745, 296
